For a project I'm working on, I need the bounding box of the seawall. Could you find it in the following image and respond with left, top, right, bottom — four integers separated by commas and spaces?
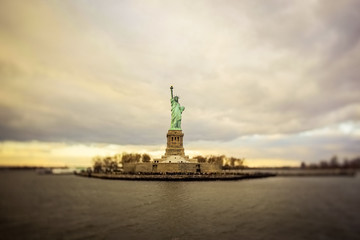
76, 172, 276, 181
76, 169, 356, 181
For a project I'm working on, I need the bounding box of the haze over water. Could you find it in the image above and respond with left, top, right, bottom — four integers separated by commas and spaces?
1, 171, 359, 240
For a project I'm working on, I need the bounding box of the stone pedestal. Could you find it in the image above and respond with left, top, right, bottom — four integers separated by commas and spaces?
164, 130, 185, 156
160, 130, 190, 161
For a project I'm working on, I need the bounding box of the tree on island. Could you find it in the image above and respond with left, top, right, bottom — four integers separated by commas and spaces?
193, 155, 207, 163
92, 153, 153, 173
229, 157, 244, 168
193, 155, 246, 169
208, 155, 225, 166
121, 153, 141, 164
142, 153, 151, 163
120, 153, 152, 163
92, 156, 103, 173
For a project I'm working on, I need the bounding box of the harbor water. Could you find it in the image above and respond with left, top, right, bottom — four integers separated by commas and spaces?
0, 171, 359, 240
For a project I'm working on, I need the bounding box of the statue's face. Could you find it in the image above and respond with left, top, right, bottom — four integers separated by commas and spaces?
174, 96, 179, 102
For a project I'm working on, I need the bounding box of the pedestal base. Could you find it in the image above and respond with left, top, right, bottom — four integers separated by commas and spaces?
163, 130, 186, 157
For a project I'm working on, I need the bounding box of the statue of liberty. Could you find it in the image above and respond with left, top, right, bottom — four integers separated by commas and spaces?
170, 86, 185, 130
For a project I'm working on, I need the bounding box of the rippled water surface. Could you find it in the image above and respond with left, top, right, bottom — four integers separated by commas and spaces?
0, 171, 360, 240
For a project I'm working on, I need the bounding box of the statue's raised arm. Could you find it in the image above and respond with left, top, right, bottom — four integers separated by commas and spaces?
169, 86, 185, 130
170, 86, 174, 99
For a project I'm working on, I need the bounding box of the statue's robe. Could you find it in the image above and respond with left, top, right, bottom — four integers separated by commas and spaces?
170, 98, 185, 129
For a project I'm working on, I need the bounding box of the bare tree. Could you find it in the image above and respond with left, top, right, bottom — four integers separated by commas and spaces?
122, 153, 142, 164
300, 162, 306, 169
208, 155, 225, 166
193, 155, 207, 163
142, 153, 151, 163
92, 156, 103, 173
330, 155, 339, 168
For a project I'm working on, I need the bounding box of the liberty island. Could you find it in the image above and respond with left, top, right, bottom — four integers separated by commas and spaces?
77, 86, 276, 180
75, 86, 354, 180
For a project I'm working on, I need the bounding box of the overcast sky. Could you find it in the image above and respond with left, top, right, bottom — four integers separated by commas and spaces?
0, 0, 359, 167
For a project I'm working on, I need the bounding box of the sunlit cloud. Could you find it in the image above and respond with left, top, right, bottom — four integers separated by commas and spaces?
0, 141, 167, 167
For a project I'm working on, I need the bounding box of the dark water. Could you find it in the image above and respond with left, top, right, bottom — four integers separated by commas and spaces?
0, 171, 359, 240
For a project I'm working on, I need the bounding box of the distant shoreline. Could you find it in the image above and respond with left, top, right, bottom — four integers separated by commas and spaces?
225, 169, 357, 177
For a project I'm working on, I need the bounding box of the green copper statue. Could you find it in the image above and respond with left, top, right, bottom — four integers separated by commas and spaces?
170, 86, 185, 130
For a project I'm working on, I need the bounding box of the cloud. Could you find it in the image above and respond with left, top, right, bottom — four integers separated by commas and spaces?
0, 0, 359, 164
188, 122, 360, 165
